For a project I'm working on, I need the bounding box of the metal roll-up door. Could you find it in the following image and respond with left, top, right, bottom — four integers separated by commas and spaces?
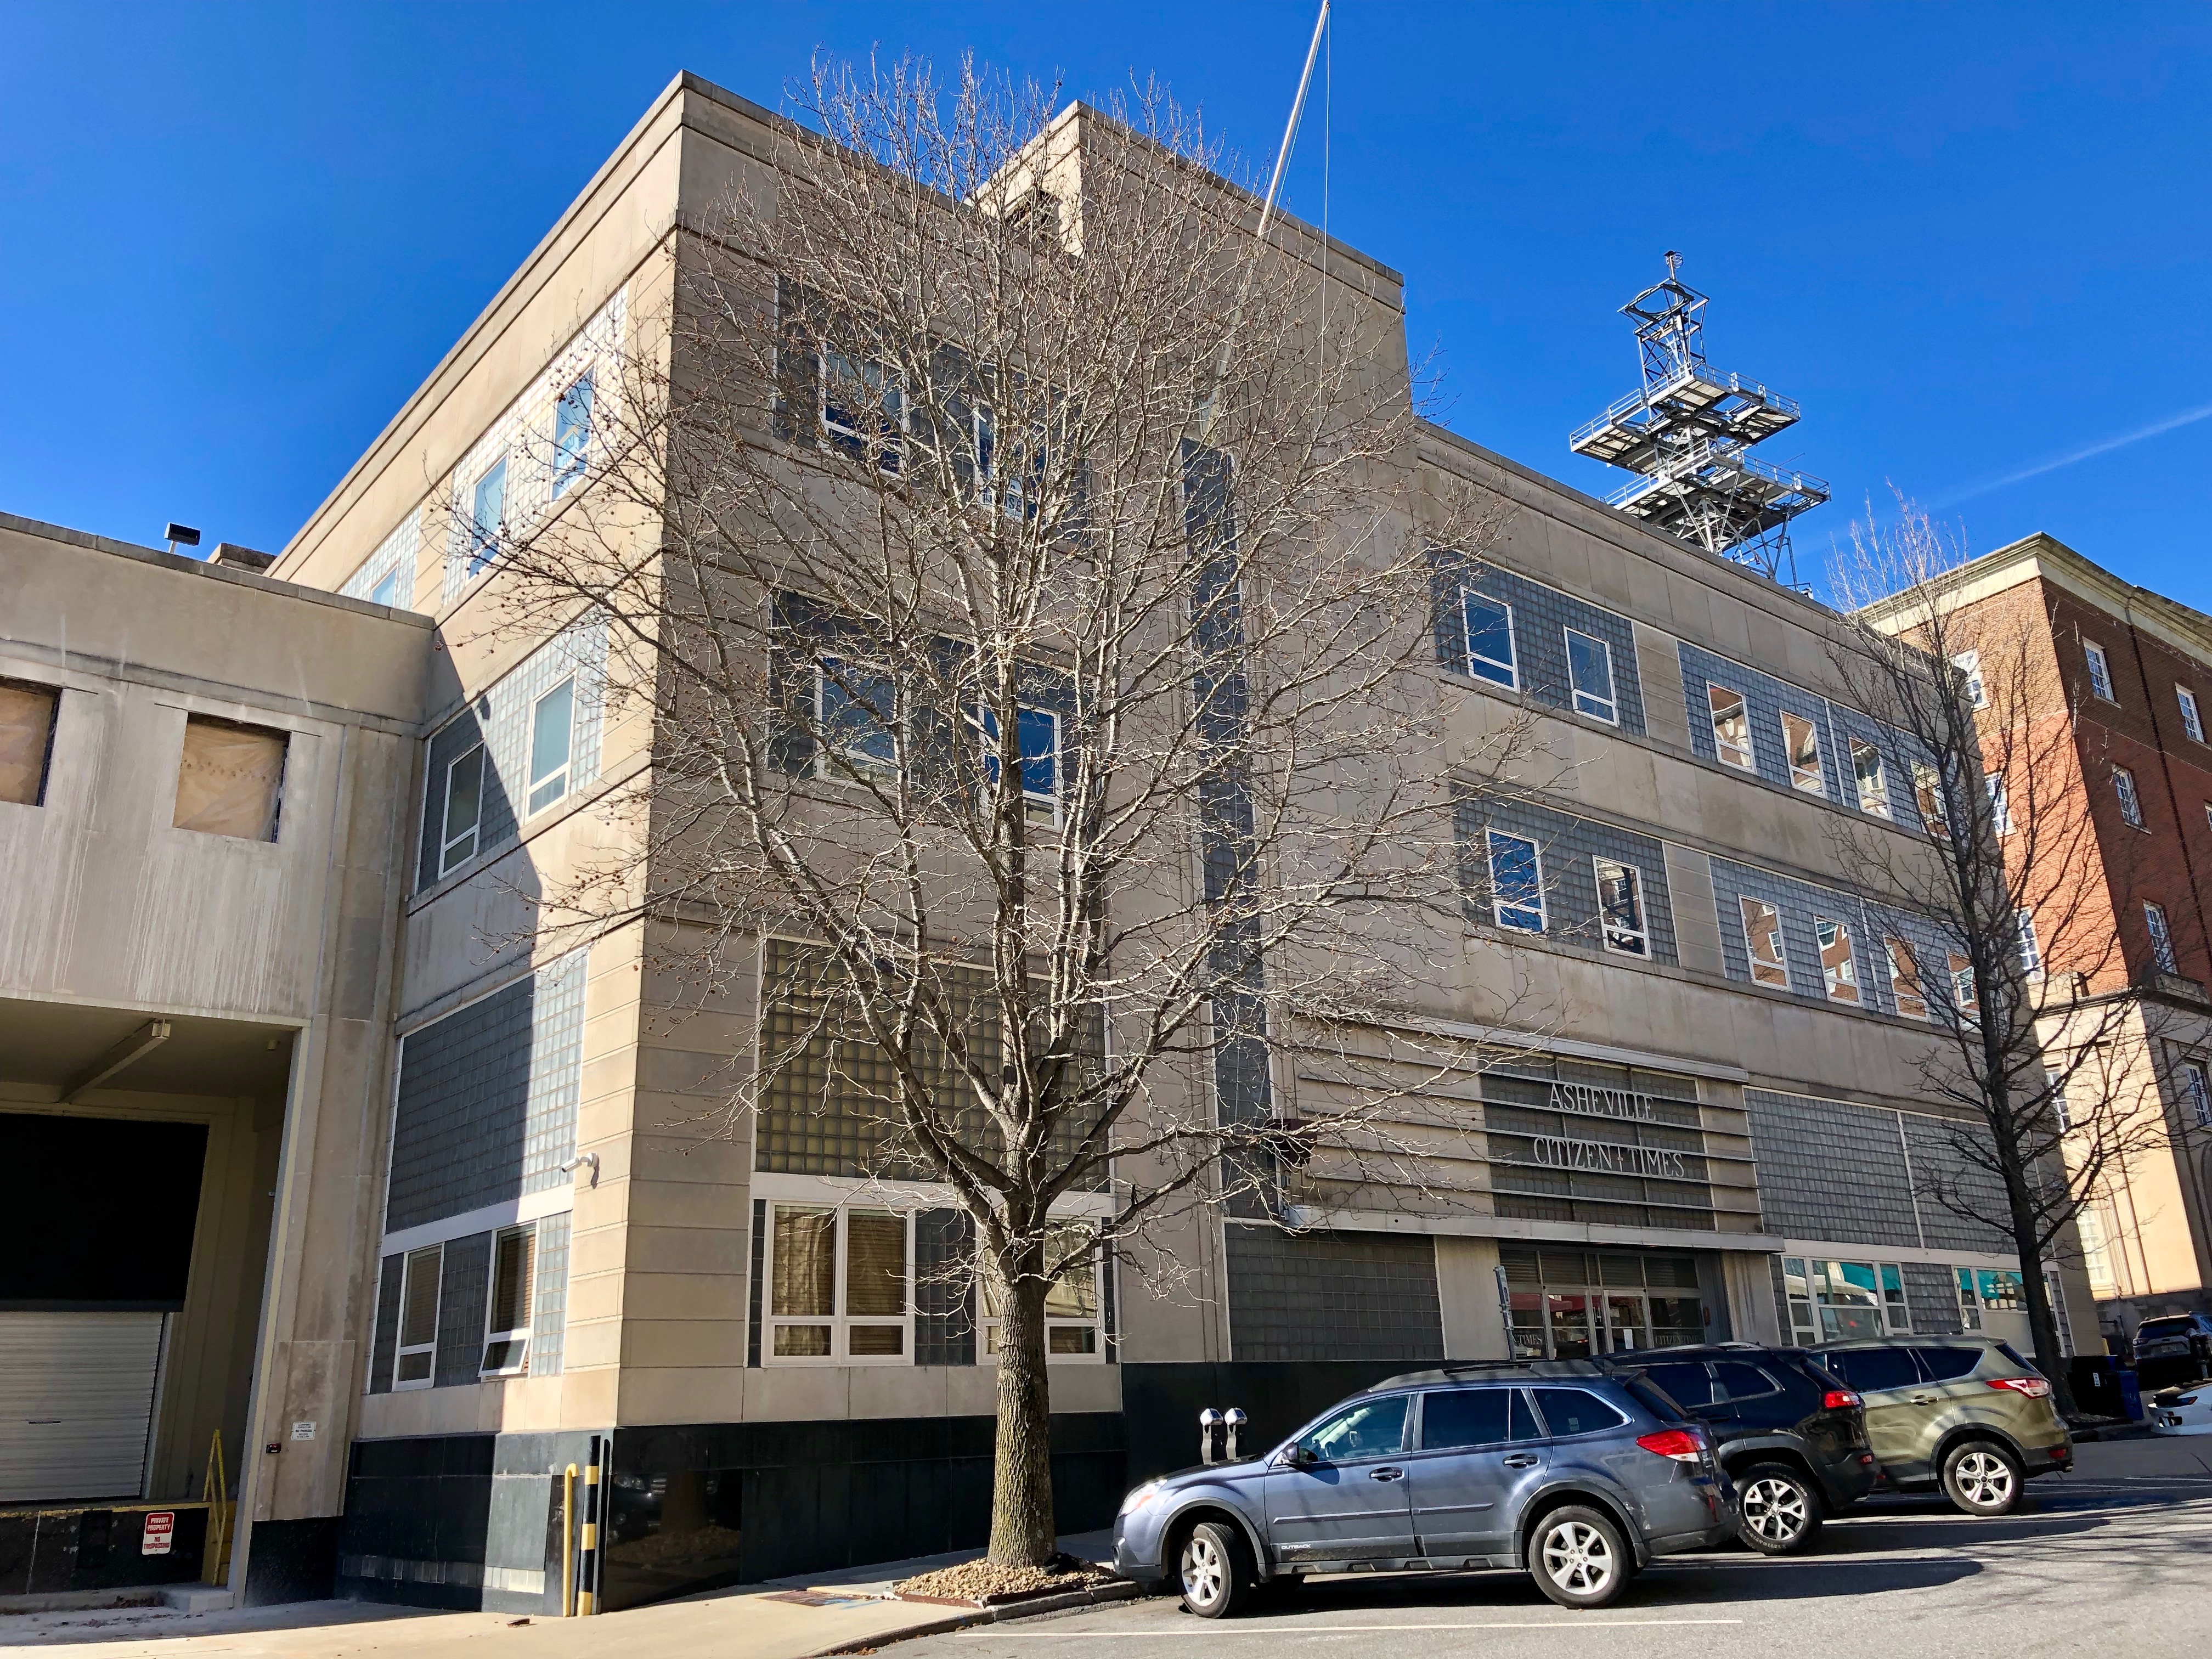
0, 1311, 166, 1503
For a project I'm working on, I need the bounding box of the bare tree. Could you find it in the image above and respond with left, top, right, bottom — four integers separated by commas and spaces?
1832, 498, 2169, 1408
477, 57, 1532, 1562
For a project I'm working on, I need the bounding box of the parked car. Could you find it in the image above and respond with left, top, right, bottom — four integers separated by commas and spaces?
2131, 1312, 2212, 1386
1815, 1338, 2073, 1515
2149, 1381, 2212, 1436
1596, 1344, 1876, 1554
1112, 1362, 1737, 1617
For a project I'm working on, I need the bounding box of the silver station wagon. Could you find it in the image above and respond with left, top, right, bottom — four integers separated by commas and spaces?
1113, 1362, 1738, 1615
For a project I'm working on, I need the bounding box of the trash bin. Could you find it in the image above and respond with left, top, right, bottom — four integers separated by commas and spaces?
2117, 1369, 2144, 1421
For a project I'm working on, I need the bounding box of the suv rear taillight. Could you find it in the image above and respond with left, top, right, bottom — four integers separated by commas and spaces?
1821, 1389, 1862, 1411
1636, 1428, 1706, 1463
1988, 1376, 2053, 1398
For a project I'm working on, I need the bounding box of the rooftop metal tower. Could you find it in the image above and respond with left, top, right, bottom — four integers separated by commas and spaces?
1568, 253, 1829, 585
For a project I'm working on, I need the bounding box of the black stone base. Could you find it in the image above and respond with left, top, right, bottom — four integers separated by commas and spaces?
0, 1505, 208, 1596
244, 1516, 339, 1606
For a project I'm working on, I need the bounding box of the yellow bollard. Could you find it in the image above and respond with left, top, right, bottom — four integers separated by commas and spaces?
562, 1465, 578, 1616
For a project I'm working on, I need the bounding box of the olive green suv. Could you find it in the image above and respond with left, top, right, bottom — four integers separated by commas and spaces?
1814, 1339, 2073, 1515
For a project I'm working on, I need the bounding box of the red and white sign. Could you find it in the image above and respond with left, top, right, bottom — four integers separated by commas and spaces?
142, 1511, 174, 1556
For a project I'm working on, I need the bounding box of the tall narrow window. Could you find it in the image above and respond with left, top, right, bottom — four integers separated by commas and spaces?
1708, 685, 1754, 771
1565, 630, 1618, 723
173, 716, 287, 841
1955, 1267, 1984, 1331
1593, 857, 1648, 957
2114, 765, 2145, 828
394, 1244, 443, 1388
981, 704, 1062, 820
1461, 594, 1518, 689
481, 1224, 537, 1377
467, 455, 508, 577
1914, 760, 1951, 838
553, 373, 594, 496
2084, 641, 2115, 703
2016, 909, 2044, 979
1815, 916, 1860, 1004
1782, 711, 1825, 795
2180, 686, 2205, 743
439, 744, 486, 876
0, 679, 60, 807
1487, 831, 1545, 932
1953, 650, 1987, 709
983, 1218, 1104, 1360
817, 659, 898, 779
821, 351, 903, 471
1885, 937, 1928, 1019
1852, 741, 1891, 817
1740, 897, 1788, 988
2145, 901, 2179, 974
1985, 773, 2013, 836
527, 678, 575, 815
2045, 1067, 2070, 1133
1948, 951, 1979, 1022
2180, 1059, 2212, 1128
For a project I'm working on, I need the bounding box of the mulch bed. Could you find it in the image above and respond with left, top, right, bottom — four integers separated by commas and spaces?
891, 1554, 1116, 1607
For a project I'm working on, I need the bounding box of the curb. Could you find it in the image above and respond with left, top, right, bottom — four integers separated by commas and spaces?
812, 1581, 1141, 1655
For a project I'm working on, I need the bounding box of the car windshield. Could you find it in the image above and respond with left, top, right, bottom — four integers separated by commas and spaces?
2139, 1318, 2199, 1340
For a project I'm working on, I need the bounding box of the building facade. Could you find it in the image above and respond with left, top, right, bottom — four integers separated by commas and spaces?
1, 69, 2092, 1615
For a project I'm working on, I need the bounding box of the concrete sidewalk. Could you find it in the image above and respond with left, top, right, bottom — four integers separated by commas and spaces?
0, 1531, 1123, 1657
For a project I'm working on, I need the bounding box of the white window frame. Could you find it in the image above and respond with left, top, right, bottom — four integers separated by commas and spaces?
394, 1243, 443, 1390
1914, 760, 1951, 838
1948, 950, 1980, 1022
368, 568, 403, 608
1852, 740, 1891, 817
815, 658, 899, 782
1708, 684, 1755, 771
479, 1223, 536, 1379
1986, 772, 2013, 836
1815, 915, 1860, 1005
1460, 592, 1519, 690
2179, 1058, 2212, 1128
1486, 830, 1546, 933
2084, 640, 2115, 702
2046, 1066, 2070, 1133
763, 1203, 915, 1365
2114, 765, 2145, 828
1885, 936, 1929, 1019
552, 371, 594, 498
1782, 710, 1826, 795
819, 349, 906, 472
2016, 909, 2044, 979
2146, 901, 2179, 974
1564, 629, 1618, 724
527, 677, 576, 817
466, 454, 508, 577
1953, 650, 1987, 709
1955, 1267, 1985, 1331
1740, 896, 1788, 988
438, 742, 486, 877
979, 1218, 1108, 1367
1784, 1257, 1912, 1343
1592, 856, 1649, 958
2180, 686, 2205, 743
979, 701, 1063, 825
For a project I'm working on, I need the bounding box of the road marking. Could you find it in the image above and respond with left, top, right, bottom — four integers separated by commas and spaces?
976, 1620, 1746, 1635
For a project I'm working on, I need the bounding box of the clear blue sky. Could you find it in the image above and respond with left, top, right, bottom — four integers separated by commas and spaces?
5, 2, 2208, 607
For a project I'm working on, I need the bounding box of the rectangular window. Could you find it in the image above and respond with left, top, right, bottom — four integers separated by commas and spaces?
2146, 901, 2179, 974
1986, 772, 2013, 836
1708, 685, 1754, 770
1782, 710, 1825, 795
1487, 831, 1545, 932
2180, 1059, 2212, 1128
1808, 1260, 1898, 1340
1953, 650, 1987, 709
2016, 909, 2044, 979
1914, 760, 1951, 838
1974, 1268, 2025, 1313
1886, 937, 1929, 1019
438, 744, 486, 876
480, 1224, 537, 1377
1461, 594, 1518, 689
1955, 1267, 1983, 1331
527, 678, 575, 816
1948, 951, 1979, 1022
983, 1218, 1104, 1362
817, 659, 898, 780
173, 716, 287, 842
394, 1244, 443, 1388
2114, 765, 2145, 828
1780, 1258, 1818, 1347
2180, 686, 2205, 743
1881, 1263, 1912, 1333
368, 569, 403, 608
0, 679, 60, 807
981, 703, 1062, 820
1565, 629, 1618, 723
1593, 857, 1648, 957
2046, 1066, 2070, 1133
1740, 896, 1788, 988
553, 373, 593, 496
1852, 740, 1891, 817
2085, 640, 2115, 703
467, 455, 508, 577
1815, 916, 1860, 1004
766, 1205, 911, 1362
821, 351, 904, 471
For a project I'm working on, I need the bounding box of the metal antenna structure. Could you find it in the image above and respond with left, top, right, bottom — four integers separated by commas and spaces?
1568, 252, 1828, 585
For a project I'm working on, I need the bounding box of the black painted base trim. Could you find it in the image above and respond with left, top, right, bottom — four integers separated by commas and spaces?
244, 1516, 339, 1606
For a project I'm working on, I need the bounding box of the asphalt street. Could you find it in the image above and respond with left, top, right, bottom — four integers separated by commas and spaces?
909, 1466, 2212, 1659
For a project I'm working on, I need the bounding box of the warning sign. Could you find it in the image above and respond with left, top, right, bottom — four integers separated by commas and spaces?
143, 1511, 174, 1556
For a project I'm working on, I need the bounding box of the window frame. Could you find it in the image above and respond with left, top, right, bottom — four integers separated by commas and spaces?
1460, 592, 1519, 690
1740, 895, 1788, 989
979, 701, 1063, 824
980, 1217, 1108, 1367
552, 371, 594, 498
438, 742, 487, 877
819, 348, 906, 473
0, 677, 61, 809
1948, 950, 1980, 1022
814, 657, 900, 783
2084, 640, 2116, 703
1708, 684, 1756, 771
2114, 765, 2146, 828
1814, 915, 1861, 1005
1986, 772, 2013, 836
393, 1243, 443, 1390
527, 676, 577, 817
1787, 1257, 1912, 1344
2145, 901, 2180, 974
479, 1223, 537, 1379
1592, 856, 1649, 958
466, 454, 509, 577
2179, 1058, 2212, 1128
1486, 830, 1546, 933
173, 714, 289, 843
1782, 710, 1826, 795
2180, 686, 2205, 744
1564, 629, 1618, 724
368, 569, 403, 608
2016, 909, 2044, 980
1851, 740, 1891, 818
1914, 760, 1951, 838
763, 1203, 915, 1365
1953, 650, 1987, 709
1885, 936, 1929, 1019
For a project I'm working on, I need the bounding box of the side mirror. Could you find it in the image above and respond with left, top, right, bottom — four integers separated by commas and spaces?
1282, 1443, 1317, 1469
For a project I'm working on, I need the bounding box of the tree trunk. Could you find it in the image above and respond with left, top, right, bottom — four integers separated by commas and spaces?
2014, 1233, 2079, 1419
988, 1249, 1058, 1565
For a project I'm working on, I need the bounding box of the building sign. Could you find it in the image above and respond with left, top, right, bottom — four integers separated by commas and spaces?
1549, 1082, 1656, 1123
290, 1421, 317, 1441
1531, 1134, 1688, 1180
142, 1511, 174, 1555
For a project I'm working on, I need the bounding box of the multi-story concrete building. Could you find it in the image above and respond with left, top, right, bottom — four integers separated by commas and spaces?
1862, 532, 2212, 1347
1, 68, 2091, 1615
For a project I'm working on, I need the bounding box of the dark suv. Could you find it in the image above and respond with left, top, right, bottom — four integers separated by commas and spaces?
1598, 1345, 1875, 1554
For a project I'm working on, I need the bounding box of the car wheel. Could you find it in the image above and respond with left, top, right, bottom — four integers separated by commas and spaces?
1177, 1520, 1252, 1619
1529, 1505, 1632, 1610
1736, 1463, 1824, 1555
1942, 1440, 2024, 1516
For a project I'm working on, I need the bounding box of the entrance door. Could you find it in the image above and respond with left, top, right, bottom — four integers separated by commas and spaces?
0, 1311, 165, 1503
1259, 1393, 1418, 1563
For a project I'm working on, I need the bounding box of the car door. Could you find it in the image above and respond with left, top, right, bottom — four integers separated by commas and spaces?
1825, 1347, 1929, 1475
1259, 1393, 1418, 1564
1402, 1386, 1545, 1562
